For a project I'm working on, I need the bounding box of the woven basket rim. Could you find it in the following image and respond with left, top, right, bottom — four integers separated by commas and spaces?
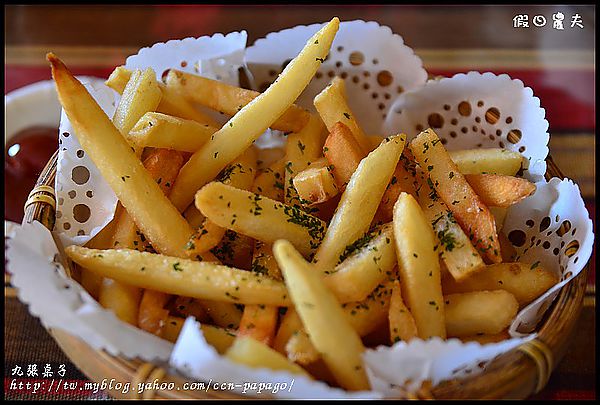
22, 150, 588, 399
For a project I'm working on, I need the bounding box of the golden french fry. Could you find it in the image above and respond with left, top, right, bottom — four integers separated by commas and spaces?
489, 207, 508, 232
393, 192, 446, 339
410, 129, 501, 263
459, 330, 510, 344
183, 205, 205, 229
441, 261, 558, 307
168, 18, 340, 212
166, 70, 310, 134
286, 330, 321, 365
65, 246, 291, 306
324, 223, 396, 303
129, 112, 218, 153
498, 232, 517, 262
226, 337, 312, 378
273, 307, 304, 355
274, 239, 370, 391
292, 158, 339, 206
238, 304, 279, 347
138, 290, 170, 336
322, 121, 365, 188
162, 316, 185, 343
172, 296, 211, 323
195, 182, 326, 257
314, 77, 371, 153
105, 66, 220, 126
162, 317, 238, 353
112, 68, 162, 153
465, 174, 536, 208
389, 280, 418, 343
48, 54, 195, 258
197, 299, 243, 329
252, 240, 282, 281
444, 290, 518, 337
313, 134, 405, 271
414, 166, 485, 282
252, 157, 286, 202
284, 114, 326, 207
449, 148, 523, 176
374, 157, 418, 224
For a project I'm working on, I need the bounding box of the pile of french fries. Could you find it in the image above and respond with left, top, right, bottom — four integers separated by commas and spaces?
48, 17, 558, 392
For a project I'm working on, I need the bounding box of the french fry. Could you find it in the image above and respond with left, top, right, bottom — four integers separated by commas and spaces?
168, 18, 340, 211
252, 240, 282, 281
187, 147, 257, 255
210, 230, 255, 270
166, 70, 311, 133
226, 337, 312, 378
274, 239, 370, 391
322, 121, 365, 188
197, 299, 243, 329
128, 112, 218, 153
273, 308, 304, 356
444, 291, 518, 337
138, 289, 170, 336
374, 156, 418, 224
489, 207, 508, 231
171, 296, 211, 323
389, 281, 418, 343
238, 304, 279, 346
414, 166, 485, 282
252, 158, 286, 202
183, 205, 205, 229
314, 77, 371, 153
313, 134, 405, 271
449, 148, 523, 176
393, 192, 446, 339
195, 182, 326, 257
409, 129, 501, 264
105, 66, 220, 127
441, 261, 558, 307
323, 223, 396, 303
48, 54, 195, 258
65, 246, 292, 306
284, 114, 326, 207
161, 317, 237, 353
498, 232, 517, 262
465, 174, 536, 208
292, 158, 339, 206
286, 330, 321, 365
112, 68, 162, 154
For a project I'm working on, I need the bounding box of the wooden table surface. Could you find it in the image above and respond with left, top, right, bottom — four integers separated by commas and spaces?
4, 4, 595, 400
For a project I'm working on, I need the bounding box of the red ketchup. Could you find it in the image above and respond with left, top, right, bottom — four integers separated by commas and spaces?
5, 126, 58, 223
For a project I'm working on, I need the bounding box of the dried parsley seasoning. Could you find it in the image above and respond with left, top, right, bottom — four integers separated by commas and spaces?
297, 141, 306, 154
250, 194, 263, 216
173, 262, 183, 272
282, 205, 325, 248
315, 57, 325, 63
338, 230, 376, 264
343, 112, 351, 119
530, 261, 541, 270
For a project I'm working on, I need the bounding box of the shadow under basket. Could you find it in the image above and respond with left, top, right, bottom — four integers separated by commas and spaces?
23, 150, 588, 399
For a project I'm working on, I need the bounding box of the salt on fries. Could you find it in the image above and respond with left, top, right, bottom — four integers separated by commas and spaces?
49, 16, 552, 392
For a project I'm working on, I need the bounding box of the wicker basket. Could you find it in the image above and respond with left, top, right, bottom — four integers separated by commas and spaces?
23, 150, 588, 399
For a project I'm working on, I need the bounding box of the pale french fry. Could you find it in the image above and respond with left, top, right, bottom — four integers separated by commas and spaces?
105, 66, 220, 126
138, 290, 170, 336
409, 129, 501, 263
460, 330, 510, 344
414, 166, 485, 282
238, 304, 279, 346
323, 223, 396, 303
284, 114, 326, 207
226, 337, 312, 378
65, 246, 291, 306
166, 70, 310, 133
187, 147, 257, 255
313, 135, 405, 271
48, 54, 195, 258
252, 240, 282, 281
128, 112, 218, 153
195, 182, 326, 257
292, 158, 339, 206
286, 330, 321, 365
98, 279, 142, 326
168, 18, 340, 211
441, 261, 558, 307
389, 281, 418, 343
322, 121, 365, 188
393, 192, 446, 339
252, 158, 286, 202
465, 174, 536, 208
314, 77, 371, 153
274, 239, 370, 391
273, 308, 303, 356
112, 68, 162, 153
449, 148, 523, 176
444, 291, 518, 337
197, 299, 243, 329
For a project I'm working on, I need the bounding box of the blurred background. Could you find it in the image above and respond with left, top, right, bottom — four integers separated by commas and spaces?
4, 4, 595, 400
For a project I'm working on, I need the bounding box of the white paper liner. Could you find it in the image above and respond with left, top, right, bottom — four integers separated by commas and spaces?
245, 20, 428, 136
6, 20, 594, 397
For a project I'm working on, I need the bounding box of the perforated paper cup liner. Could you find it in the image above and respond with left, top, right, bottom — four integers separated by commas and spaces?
6, 20, 593, 398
